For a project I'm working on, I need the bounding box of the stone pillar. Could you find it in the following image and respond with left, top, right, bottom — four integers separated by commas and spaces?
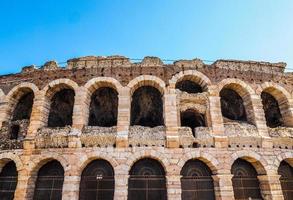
0, 97, 9, 129
167, 175, 181, 200
72, 86, 88, 131
164, 88, 179, 148
207, 90, 227, 148
258, 175, 284, 200
212, 174, 235, 200
248, 94, 269, 137
116, 87, 130, 148
24, 90, 48, 150
27, 90, 47, 138
62, 175, 80, 200
114, 174, 129, 200
14, 170, 30, 200
70, 86, 88, 148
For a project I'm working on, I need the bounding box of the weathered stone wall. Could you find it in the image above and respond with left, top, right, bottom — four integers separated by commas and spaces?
0, 55, 292, 200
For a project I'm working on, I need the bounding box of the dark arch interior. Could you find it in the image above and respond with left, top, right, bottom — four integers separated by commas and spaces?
128, 158, 167, 200
0, 161, 18, 199
180, 109, 206, 136
80, 159, 115, 200
33, 160, 64, 200
220, 88, 247, 121
261, 92, 283, 128
181, 160, 215, 200
12, 91, 34, 121
48, 89, 75, 127
176, 80, 203, 93
278, 161, 293, 200
88, 87, 118, 127
130, 86, 164, 127
231, 159, 261, 200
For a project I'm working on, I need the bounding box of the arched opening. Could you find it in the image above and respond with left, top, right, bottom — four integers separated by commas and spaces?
220, 88, 247, 122
88, 87, 118, 127
0, 161, 18, 199
231, 159, 262, 200
48, 89, 75, 127
176, 80, 203, 93
33, 160, 64, 200
12, 91, 34, 121
278, 161, 293, 200
180, 109, 206, 136
8, 90, 34, 140
79, 159, 114, 200
261, 92, 283, 128
128, 158, 167, 200
181, 160, 215, 200
130, 86, 164, 127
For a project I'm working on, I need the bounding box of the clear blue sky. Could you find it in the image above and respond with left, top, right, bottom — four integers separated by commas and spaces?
0, 0, 293, 75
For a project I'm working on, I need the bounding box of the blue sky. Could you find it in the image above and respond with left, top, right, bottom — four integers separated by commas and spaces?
0, 0, 293, 75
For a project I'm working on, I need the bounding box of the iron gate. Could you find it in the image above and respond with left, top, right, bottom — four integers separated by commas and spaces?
128, 175, 167, 200
278, 161, 293, 200
79, 175, 114, 200
79, 159, 115, 200
128, 158, 167, 200
0, 161, 18, 200
33, 160, 64, 200
232, 159, 262, 200
181, 176, 215, 200
180, 159, 215, 200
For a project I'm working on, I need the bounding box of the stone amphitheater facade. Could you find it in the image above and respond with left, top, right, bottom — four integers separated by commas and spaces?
0, 55, 292, 200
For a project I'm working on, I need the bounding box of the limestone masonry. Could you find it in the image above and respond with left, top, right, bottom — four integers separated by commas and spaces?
0, 55, 292, 200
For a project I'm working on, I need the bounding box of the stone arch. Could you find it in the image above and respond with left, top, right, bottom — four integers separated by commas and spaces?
6, 82, 39, 100
258, 82, 293, 127
43, 78, 78, 99
42, 79, 78, 127
28, 154, 70, 176
230, 150, 268, 175
25, 155, 70, 199
218, 78, 256, 124
128, 157, 167, 200
0, 88, 4, 102
0, 152, 24, 172
217, 78, 255, 96
127, 75, 166, 95
77, 152, 119, 177
4, 83, 38, 122
169, 70, 211, 92
277, 152, 293, 168
84, 77, 123, 95
178, 151, 219, 175
125, 151, 170, 175
84, 78, 121, 127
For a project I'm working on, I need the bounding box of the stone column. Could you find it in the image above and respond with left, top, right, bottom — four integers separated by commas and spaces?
24, 90, 48, 150
72, 86, 88, 131
258, 175, 284, 200
0, 97, 9, 129
26, 90, 47, 138
279, 97, 293, 127
116, 87, 130, 148
207, 87, 227, 147
167, 175, 181, 200
14, 170, 31, 200
164, 88, 179, 148
114, 174, 129, 200
248, 94, 269, 137
62, 175, 80, 200
70, 86, 88, 148
212, 174, 235, 200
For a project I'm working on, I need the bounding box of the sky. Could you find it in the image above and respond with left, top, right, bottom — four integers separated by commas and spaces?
0, 0, 293, 75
